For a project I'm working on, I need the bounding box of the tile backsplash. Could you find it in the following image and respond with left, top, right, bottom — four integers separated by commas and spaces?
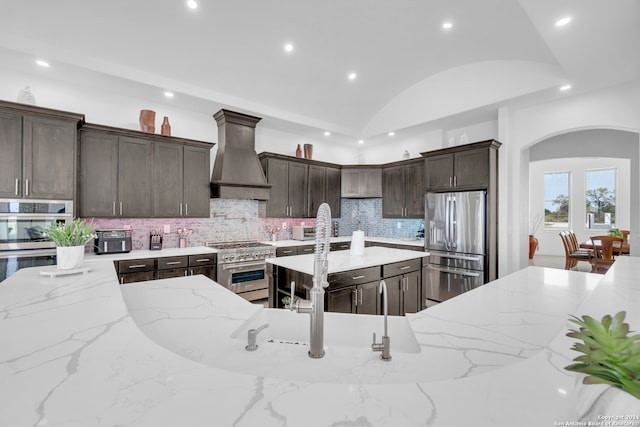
87, 198, 424, 250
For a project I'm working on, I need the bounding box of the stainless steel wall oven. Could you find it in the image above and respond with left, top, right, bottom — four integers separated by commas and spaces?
0, 199, 73, 281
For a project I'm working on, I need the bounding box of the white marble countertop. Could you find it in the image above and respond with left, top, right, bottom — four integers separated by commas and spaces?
266, 236, 425, 248
2, 255, 639, 426
266, 246, 428, 275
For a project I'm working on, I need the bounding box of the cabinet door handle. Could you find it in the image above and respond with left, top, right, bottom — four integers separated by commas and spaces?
112, 201, 116, 216
184, 270, 188, 276
120, 276, 124, 285
454, 176, 457, 187
119, 202, 123, 216
179, 203, 183, 216
185, 203, 189, 216
352, 275, 365, 280
449, 176, 452, 188
25, 179, 30, 196
15, 178, 20, 196
352, 288, 358, 306
359, 288, 363, 305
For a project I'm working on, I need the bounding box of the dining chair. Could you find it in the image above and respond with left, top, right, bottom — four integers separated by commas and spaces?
588, 235, 623, 273
559, 231, 591, 270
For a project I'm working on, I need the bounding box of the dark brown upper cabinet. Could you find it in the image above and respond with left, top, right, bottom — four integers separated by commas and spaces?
382, 159, 424, 218
0, 101, 83, 200
422, 140, 501, 192
340, 167, 382, 198
80, 124, 212, 218
259, 153, 341, 218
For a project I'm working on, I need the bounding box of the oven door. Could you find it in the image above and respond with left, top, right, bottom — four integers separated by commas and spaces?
218, 261, 268, 299
0, 249, 57, 282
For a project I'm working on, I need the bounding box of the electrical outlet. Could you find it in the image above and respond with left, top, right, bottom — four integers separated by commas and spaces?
164, 224, 171, 234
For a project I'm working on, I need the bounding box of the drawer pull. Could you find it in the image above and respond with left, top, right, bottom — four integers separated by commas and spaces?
282, 250, 293, 254
128, 264, 148, 269
352, 275, 365, 280
399, 265, 411, 270
166, 261, 183, 265
195, 258, 211, 263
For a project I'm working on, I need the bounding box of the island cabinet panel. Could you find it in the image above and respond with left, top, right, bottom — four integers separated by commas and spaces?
0, 103, 82, 200
326, 281, 379, 315
188, 254, 216, 281
330, 241, 351, 251
276, 247, 298, 257
382, 258, 421, 316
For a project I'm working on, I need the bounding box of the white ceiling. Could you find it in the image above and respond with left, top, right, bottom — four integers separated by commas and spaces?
0, 0, 638, 146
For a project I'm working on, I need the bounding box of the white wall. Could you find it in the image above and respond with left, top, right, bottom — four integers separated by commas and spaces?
500, 79, 640, 275
529, 157, 631, 256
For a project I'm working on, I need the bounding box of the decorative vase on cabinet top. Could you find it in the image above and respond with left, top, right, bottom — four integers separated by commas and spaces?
161, 116, 171, 136
304, 143, 313, 159
296, 144, 302, 158
139, 109, 156, 133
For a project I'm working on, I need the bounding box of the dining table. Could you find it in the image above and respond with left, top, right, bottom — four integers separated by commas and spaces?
579, 238, 629, 255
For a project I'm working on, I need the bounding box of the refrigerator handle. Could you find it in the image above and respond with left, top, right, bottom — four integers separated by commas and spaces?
451, 196, 457, 249
444, 197, 451, 251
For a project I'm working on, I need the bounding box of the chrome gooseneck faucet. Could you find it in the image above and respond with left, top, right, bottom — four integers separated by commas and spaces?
372, 280, 392, 361
288, 203, 331, 359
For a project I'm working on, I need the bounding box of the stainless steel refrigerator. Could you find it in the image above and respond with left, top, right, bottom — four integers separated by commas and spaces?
424, 190, 487, 304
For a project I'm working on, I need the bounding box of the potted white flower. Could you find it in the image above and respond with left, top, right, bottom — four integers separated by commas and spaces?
44, 219, 96, 270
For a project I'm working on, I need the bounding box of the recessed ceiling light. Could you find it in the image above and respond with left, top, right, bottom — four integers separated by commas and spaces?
560, 84, 572, 91
348, 72, 357, 81
35, 59, 50, 68
388, 131, 395, 136
284, 43, 294, 53
164, 91, 175, 98
555, 17, 571, 27
187, 0, 198, 9
324, 131, 331, 136
358, 139, 364, 144
442, 22, 453, 29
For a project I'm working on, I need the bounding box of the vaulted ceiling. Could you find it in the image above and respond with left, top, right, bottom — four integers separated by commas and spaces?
0, 0, 638, 146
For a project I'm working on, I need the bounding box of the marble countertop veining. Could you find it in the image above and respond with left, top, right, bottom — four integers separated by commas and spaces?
1, 254, 639, 426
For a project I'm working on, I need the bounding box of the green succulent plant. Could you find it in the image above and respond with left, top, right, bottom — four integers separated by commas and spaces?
565, 311, 640, 399
44, 219, 96, 247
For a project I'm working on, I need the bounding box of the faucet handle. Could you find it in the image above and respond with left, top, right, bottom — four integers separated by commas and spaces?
246, 323, 269, 351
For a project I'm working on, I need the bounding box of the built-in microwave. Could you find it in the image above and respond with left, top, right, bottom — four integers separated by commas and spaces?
292, 225, 315, 241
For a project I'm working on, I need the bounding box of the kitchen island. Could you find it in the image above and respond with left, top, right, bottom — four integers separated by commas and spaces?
1, 254, 639, 426
266, 246, 428, 313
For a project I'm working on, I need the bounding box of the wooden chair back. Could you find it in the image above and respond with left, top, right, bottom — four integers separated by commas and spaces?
559, 231, 577, 270
589, 235, 623, 273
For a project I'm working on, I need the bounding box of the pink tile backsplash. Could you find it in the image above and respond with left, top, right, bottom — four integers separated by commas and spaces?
85, 199, 317, 250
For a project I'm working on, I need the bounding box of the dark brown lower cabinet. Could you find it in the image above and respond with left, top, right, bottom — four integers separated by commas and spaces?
116, 253, 217, 284
326, 281, 379, 314
384, 270, 420, 316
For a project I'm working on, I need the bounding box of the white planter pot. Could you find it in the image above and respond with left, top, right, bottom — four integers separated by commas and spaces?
56, 246, 85, 270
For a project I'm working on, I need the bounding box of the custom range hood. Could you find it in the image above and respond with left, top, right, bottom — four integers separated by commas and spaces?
210, 109, 271, 200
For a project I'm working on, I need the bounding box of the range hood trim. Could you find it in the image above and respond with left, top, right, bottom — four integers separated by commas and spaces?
210, 109, 272, 201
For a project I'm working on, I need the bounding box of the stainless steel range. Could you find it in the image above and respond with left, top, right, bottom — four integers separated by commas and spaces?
205, 241, 276, 302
